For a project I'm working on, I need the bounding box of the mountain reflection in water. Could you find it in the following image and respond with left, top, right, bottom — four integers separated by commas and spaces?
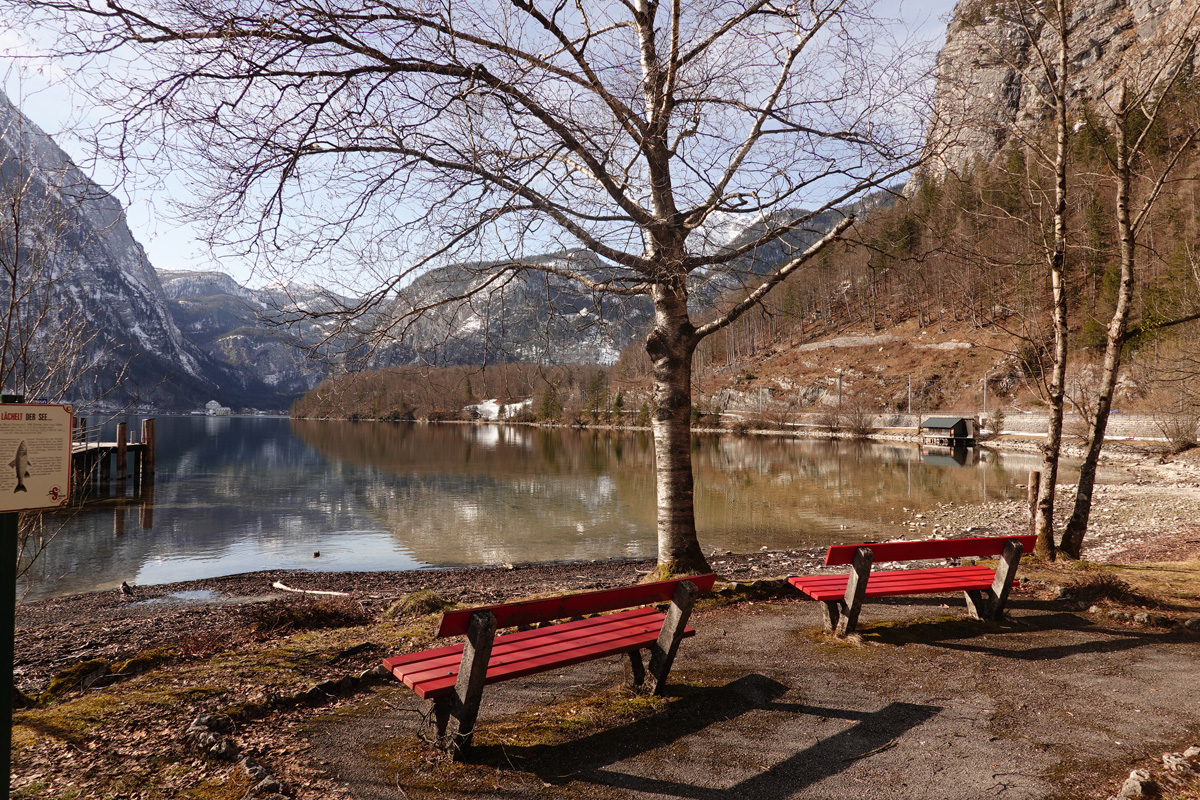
20, 416, 1067, 601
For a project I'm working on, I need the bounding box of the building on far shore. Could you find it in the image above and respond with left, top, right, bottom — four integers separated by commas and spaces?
918, 416, 977, 446
205, 400, 232, 416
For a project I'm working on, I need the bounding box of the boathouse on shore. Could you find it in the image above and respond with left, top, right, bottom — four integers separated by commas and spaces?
919, 416, 977, 446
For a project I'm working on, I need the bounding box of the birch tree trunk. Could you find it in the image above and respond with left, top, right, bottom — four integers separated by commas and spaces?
1059, 114, 1133, 558
1061, 30, 1199, 556
1033, 0, 1071, 561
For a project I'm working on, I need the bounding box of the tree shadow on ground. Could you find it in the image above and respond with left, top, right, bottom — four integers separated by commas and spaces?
469, 674, 941, 799
858, 608, 1190, 661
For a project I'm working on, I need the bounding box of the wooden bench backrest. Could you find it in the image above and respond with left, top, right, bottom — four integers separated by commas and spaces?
436, 573, 718, 638
824, 535, 1036, 566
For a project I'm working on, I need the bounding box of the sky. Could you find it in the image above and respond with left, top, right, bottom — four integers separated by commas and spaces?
2, 0, 960, 289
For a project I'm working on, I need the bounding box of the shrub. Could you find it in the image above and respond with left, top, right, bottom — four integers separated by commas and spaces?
241, 595, 372, 637
842, 396, 875, 439
1062, 573, 1158, 609
1153, 409, 1200, 453
384, 590, 455, 620
817, 408, 842, 433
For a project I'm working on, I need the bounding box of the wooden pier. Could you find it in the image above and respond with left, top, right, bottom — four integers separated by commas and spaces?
71, 418, 156, 493
71, 418, 157, 532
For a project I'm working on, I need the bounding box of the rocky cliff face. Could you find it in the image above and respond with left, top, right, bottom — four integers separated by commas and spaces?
919, 0, 1200, 183
0, 90, 213, 407
0, 90, 313, 410
157, 270, 337, 396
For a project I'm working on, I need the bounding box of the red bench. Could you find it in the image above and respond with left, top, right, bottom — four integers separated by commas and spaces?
382, 574, 716, 757
789, 535, 1035, 635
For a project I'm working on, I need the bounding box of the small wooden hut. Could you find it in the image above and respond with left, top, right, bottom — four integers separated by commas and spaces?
919, 416, 977, 446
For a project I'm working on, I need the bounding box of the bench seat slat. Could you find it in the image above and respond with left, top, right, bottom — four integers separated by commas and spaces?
390, 609, 693, 699
411, 627, 693, 699
383, 606, 664, 671
402, 615, 670, 692
390, 608, 663, 685
436, 574, 717, 637
789, 566, 999, 601
824, 535, 1036, 566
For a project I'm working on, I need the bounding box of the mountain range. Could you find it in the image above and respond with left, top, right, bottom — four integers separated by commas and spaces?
2, 0, 1189, 411
0, 85, 847, 410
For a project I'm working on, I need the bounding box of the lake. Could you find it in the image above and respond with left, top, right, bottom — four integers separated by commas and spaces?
18, 416, 1057, 601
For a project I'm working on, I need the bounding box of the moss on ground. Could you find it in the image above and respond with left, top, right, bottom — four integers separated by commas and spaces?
39, 658, 111, 702
357, 684, 677, 798
12, 619, 429, 799
1022, 560, 1200, 615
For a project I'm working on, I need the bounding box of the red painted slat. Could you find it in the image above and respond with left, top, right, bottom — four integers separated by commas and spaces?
388, 608, 662, 681
402, 612, 668, 693
436, 573, 717, 637
788, 576, 848, 601
383, 607, 663, 672
864, 579, 993, 597
790, 566, 1000, 601
412, 626, 696, 699
824, 535, 1035, 566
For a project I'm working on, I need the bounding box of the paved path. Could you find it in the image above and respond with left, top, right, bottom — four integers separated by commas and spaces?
312, 594, 1200, 799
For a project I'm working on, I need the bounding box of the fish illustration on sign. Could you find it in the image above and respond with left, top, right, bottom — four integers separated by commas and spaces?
9, 440, 30, 493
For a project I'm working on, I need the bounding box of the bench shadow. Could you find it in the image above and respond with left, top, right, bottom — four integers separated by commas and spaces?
859, 608, 1187, 661
470, 674, 940, 799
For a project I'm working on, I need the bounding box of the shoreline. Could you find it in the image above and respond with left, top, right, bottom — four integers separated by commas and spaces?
12, 446, 1200, 799
16, 424, 1199, 691
22, 426, 1175, 607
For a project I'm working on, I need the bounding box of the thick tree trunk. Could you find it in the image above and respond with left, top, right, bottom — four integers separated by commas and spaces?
646, 280, 711, 576
1061, 90, 1137, 560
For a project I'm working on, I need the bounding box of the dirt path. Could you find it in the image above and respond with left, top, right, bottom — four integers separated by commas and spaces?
311, 595, 1200, 800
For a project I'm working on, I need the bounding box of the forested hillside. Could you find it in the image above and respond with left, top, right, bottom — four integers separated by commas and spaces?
294, 0, 1200, 434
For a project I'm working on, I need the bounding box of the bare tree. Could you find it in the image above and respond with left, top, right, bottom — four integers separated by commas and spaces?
925, 0, 1073, 559
24, 0, 929, 573
1060, 18, 1200, 559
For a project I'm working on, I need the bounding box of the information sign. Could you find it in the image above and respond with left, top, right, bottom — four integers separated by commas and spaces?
0, 403, 72, 512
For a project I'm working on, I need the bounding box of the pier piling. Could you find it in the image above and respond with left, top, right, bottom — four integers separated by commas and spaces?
71, 418, 157, 506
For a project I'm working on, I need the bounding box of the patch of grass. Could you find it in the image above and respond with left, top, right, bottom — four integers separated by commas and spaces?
241, 595, 372, 637
112, 647, 176, 677
384, 590, 455, 620
13, 619, 429, 800
38, 648, 180, 705
11, 781, 51, 799
1063, 573, 1160, 609
40, 658, 110, 701
174, 770, 252, 800
479, 688, 670, 750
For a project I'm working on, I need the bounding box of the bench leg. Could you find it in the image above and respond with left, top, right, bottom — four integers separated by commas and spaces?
962, 540, 1024, 622
835, 547, 873, 636
624, 649, 646, 689
963, 589, 988, 620
985, 540, 1024, 621
646, 580, 700, 695
820, 601, 840, 631
442, 610, 496, 759
432, 695, 452, 745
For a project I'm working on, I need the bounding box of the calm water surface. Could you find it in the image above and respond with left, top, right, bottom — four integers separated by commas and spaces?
20, 416, 1064, 600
